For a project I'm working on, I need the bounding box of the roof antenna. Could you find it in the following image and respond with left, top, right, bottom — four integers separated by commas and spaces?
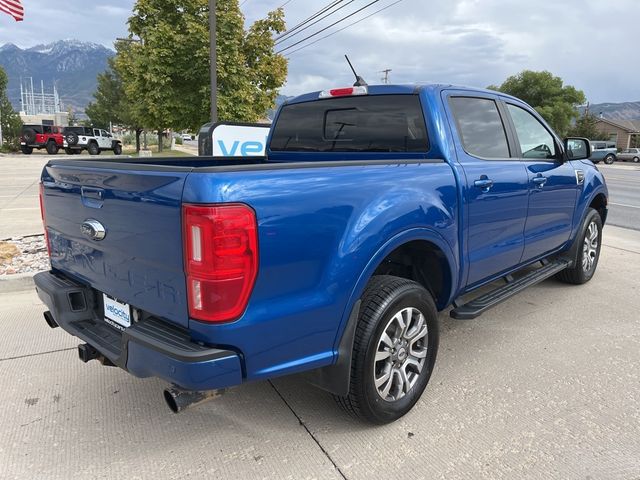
345, 55, 368, 87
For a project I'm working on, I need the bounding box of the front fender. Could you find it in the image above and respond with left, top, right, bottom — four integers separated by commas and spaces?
568, 161, 608, 247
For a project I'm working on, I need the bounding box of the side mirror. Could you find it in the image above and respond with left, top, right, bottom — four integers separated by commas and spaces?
564, 137, 591, 161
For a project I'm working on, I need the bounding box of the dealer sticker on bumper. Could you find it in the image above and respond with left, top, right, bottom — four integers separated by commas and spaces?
103, 294, 131, 329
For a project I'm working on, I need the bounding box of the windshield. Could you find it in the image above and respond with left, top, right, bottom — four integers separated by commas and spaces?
270, 94, 429, 153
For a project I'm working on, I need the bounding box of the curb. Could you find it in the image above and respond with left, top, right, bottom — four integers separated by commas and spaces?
0, 272, 36, 293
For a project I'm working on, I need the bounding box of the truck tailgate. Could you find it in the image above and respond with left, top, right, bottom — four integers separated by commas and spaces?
42, 162, 190, 328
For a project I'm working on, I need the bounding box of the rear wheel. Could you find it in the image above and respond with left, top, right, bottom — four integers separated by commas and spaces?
21, 145, 33, 155
46, 141, 59, 155
633, 157, 639, 163
556, 208, 602, 285
604, 154, 615, 165
333, 275, 439, 424
87, 142, 100, 155
64, 148, 74, 155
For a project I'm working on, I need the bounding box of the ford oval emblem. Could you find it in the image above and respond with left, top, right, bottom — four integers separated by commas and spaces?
81, 219, 107, 241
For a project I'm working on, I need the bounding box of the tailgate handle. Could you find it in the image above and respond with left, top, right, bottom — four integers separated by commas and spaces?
81, 187, 105, 208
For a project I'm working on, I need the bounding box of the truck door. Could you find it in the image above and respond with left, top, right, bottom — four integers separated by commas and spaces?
100, 130, 112, 149
502, 102, 577, 262
444, 92, 529, 287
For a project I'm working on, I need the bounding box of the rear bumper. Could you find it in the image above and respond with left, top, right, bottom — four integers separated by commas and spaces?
34, 271, 243, 391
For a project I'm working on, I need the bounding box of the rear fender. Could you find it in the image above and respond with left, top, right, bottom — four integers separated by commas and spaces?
304, 228, 457, 396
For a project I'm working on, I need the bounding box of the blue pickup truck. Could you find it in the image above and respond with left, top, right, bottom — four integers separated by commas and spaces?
35, 84, 608, 424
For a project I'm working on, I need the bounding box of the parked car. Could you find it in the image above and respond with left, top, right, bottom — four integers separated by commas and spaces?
589, 141, 617, 164
35, 84, 608, 424
181, 133, 193, 142
19, 124, 64, 155
63, 127, 123, 155
617, 148, 640, 163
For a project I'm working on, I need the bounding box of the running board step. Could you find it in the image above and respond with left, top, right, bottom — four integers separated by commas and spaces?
450, 259, 570, 320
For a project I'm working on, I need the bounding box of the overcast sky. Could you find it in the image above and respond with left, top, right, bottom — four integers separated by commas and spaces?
1, 0, 638, 103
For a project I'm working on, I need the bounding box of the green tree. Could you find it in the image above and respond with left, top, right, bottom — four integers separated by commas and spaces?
0, 66, 22, 152
119, 0, 286, 142
87, 49, 144, 151
489, 70, 586, 136
567, 111, 610, 140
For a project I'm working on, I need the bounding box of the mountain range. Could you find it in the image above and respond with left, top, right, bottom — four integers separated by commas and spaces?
1, 39, 639, 122
0, 40, 114, 114
579, 102, 640, 122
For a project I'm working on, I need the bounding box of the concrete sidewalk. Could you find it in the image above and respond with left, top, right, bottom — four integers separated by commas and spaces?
1, 227, 639, 479
0, 156, 48, 239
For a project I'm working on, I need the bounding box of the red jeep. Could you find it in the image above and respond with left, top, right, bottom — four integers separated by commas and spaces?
20, 124, 65, 155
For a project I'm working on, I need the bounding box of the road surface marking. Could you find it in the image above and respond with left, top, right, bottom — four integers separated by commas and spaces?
610, 202, 640, 209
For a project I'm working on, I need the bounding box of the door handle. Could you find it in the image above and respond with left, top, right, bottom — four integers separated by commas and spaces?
532, 176, 547, 188
474, 178, 494, 191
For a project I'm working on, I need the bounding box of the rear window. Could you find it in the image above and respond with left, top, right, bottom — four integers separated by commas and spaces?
449, 97, 510, 159
270, 95, 429, 153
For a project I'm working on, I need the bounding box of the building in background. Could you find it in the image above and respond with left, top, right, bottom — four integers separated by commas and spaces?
594, 117, 640, 149
19, 77, 69, 126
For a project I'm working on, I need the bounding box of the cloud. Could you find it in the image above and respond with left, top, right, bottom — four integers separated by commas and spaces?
1, 0, 638, 103
96, 5, 132, 17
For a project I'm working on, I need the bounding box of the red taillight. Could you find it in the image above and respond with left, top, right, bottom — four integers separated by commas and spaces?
39, 183, 52, 258
319, 86, 368, 98
183, 204, 258, 323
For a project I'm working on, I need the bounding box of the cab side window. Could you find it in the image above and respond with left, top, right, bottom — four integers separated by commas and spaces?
507, 104, 557, 160
449, 97, 510, 159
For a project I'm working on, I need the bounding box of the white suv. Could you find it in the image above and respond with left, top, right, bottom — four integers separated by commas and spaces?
63, 127, 123, 156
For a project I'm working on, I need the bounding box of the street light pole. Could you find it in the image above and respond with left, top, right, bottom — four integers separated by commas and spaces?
209, 0, 217, 124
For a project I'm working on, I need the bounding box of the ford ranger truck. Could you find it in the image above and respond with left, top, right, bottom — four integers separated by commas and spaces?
35, 84, 608, 424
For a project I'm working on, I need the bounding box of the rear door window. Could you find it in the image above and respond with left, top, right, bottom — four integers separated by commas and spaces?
449, 97, 510, 159
270, 95, 429, 153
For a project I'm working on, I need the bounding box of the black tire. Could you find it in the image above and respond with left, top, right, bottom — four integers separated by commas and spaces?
23, 128, 37, 144
87, 142, 100, 155
65, 132, 79, 146
333, 275, 439, 424
603, 154, 615, 165
64, 148, 74, 155
46, 141, 59, 155
633, 157, 639, 163
21, 145, 33, 155
556, 208, 603, 285
113, 143, 123, 155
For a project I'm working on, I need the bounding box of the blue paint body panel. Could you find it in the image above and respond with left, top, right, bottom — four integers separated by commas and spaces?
40, 84, 608, 391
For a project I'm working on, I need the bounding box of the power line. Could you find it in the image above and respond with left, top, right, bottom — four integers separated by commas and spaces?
275, 0, 358, 46
274, 0, 344, 42
284, 0, 404, 56
277, 0, 384, 54
278, 0, 296, 7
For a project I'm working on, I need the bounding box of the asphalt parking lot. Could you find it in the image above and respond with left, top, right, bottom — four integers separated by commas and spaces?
1, 155, 640, 479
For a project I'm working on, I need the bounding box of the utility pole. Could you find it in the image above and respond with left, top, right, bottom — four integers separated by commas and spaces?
379, 69, 392, 84
209, 0, 217, 124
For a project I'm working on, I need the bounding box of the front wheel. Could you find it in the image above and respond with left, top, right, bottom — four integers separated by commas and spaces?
113, 143, 123, 155
604, 155, 615, 165
633, 157, 639, 163
333, 275, 439, 424
556, 208, 603, 285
